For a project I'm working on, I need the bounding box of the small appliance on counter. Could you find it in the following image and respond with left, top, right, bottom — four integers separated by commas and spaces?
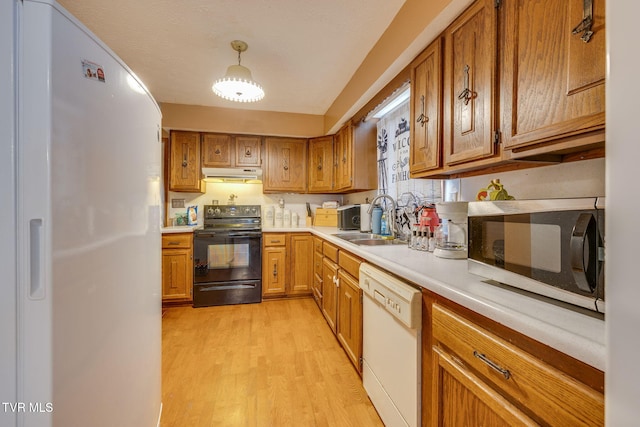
360, 203, 371, 232
338, 205, 361, 230
433, 202, 469, 259
467, 197, 605, 313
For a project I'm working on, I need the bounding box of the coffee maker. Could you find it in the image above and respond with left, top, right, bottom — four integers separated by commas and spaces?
434, 202, 468, 259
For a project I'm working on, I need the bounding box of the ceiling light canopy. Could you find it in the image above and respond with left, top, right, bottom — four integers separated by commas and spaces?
212, 40, 264, 103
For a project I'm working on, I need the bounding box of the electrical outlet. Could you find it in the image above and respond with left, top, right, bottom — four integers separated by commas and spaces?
171, 199, 185, 208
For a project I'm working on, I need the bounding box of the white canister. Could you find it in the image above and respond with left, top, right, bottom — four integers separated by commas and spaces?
264, 205, 274, 227
275, 208, 284, 228
360, 204, 371, 232
283, 209, 291, 227
291, 212, 299, 228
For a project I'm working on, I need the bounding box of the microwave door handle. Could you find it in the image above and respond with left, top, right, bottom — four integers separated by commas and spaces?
570, 213, 597, 293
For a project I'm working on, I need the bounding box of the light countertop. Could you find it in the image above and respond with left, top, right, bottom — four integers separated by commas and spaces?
161, 225, 200, 234
266, 226, 605, 371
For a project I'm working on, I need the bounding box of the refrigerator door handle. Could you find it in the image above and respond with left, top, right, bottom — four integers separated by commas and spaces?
29, 218, 44, 299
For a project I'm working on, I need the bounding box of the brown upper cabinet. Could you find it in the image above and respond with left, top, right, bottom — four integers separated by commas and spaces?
202, 133, 262, 168
263, 137, 307, 193
169, 131, 204, 192
410, 37, 443, 177
500, 0, 606, 158
410, 0, 606, 177
334, 121, 377, 193
235, 135, 262, 167
308, 135, 335, 193
442, 0, 499, 168
202, 133, 233, 167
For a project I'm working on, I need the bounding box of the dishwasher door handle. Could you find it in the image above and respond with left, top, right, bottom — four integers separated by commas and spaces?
374, 289, 386, 305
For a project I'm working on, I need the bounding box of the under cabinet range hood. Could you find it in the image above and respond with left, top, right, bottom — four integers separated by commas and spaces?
202, 167, 263, 183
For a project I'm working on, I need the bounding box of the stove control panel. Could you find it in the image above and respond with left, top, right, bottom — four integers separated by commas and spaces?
203, 205, 261, 219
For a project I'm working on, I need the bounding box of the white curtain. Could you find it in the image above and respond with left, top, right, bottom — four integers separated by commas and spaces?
376, 100, 442, 238
376, 102, 410, 203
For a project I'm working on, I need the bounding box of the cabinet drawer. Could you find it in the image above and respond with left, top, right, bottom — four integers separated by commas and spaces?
263, 233, 286, 246
162, 233, 192, 249
338, 250, 361, 280
323, 241, 339, 263
431, 304, 604, 427
313, 236, 323, 254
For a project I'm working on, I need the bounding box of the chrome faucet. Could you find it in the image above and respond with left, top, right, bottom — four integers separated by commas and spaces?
368, 194, 397, 239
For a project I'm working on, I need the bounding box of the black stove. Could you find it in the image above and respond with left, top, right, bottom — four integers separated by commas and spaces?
193, 205, 262, 307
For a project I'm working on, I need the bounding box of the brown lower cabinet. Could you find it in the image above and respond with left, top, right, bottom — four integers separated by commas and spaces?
262, 232, 313, 298
316, 239, 363, 375
423, 289, 604, 426
161, 233, 193, 303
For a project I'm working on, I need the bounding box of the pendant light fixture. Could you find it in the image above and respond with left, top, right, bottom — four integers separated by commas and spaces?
212, 40, 264, 103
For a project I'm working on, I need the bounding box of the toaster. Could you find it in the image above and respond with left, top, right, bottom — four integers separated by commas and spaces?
337, 205, 361, 230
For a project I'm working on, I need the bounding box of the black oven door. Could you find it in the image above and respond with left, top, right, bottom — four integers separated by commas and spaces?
193, 231, 262, 307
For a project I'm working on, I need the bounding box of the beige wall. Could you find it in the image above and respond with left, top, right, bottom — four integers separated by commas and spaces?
162, 0, 471, 137
160, 103, 325, 138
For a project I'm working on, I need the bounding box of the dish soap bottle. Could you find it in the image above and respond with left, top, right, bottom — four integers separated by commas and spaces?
380, 212, 389, 236
371, 205, 383, 234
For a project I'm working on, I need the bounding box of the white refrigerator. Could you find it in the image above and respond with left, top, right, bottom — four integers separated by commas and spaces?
1, 1, 163, 426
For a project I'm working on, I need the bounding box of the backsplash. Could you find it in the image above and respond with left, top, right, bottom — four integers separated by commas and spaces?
167, 182, 343, 227
344, 157, 605, 205
458, 158, 605, 201
166, 158, 604, 227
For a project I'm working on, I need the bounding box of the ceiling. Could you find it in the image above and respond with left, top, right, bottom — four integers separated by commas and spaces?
57, 0, 407, 116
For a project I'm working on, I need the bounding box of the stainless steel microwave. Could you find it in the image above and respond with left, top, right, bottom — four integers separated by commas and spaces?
468, 198, 605, 313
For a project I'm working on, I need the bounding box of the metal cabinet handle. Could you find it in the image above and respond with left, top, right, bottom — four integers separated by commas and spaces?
167, 241, 180, 245
473, 351, 511, 380
457, 64, 477, 105
572, 0, 594, 43
214, 148, 221, 155
416, 95, 429, 127
245, 148, 252, 157
272, 263, 278, 278
182, 150, 188, 167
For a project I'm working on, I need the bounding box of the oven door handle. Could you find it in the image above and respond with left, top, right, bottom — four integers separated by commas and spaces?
196, 232, 216, 238
227, 232, 262, 238
570, 213, 597, 293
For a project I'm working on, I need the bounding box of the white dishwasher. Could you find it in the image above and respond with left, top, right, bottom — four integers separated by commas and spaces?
360, 263, 422, 427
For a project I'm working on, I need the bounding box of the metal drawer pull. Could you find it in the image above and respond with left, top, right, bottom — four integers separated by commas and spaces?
473, 351, 511, 380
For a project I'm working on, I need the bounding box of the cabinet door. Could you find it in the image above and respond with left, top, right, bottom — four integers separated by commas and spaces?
308, 136, 334, 193
443, 0, 498, 166
162, 249, 192, 300
337, 270, 362, 373
289, 234, 313, 295
410, 37, 443, 176
235, 135, 261, 167
169, 131, 203, 192
321, 258, 339, 333
334, 125, 353, 191
501, 0, 605, 152
263, 137, 307, 192
202, 133, 233, 167
262, 246, 287, 297
431, 345, 536, 426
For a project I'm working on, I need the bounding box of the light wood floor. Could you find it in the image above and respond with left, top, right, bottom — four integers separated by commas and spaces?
161, 298, 384, 427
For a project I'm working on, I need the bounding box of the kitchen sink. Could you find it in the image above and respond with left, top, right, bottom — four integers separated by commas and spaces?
332, 233, 406, 246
